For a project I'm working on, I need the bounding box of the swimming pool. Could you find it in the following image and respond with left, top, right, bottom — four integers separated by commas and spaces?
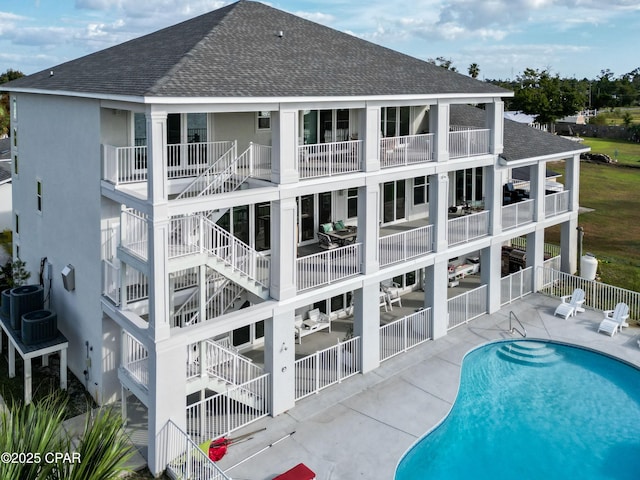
395, 340, 640, 480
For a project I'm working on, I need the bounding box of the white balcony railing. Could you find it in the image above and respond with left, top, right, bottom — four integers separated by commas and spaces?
447, 284, 488, 330
250, 143, 272, 180
379, 225, 434, 267
103, 141, 235, 185
103, 259, 120, 305
294, 336, 361, 401
500, 266, 534, 306
298, 140, 362, 179
545, 190, 570, 218
296, 243, 361, 291
120, 208, 148, 260
447, 210, 490, 246
449, 127, 490, 159
380, 133, 435, 168
121, 330, 149, 388
380, 307, 432, 362
502, 199, 535, 230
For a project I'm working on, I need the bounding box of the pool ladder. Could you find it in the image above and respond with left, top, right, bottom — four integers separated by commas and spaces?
509, 311, 527, 338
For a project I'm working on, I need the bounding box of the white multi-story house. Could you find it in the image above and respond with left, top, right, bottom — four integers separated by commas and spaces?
3, 1, 588, 475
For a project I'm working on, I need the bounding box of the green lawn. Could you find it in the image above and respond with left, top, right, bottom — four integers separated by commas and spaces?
546, 137, 640, 291
581, 137, 640, 167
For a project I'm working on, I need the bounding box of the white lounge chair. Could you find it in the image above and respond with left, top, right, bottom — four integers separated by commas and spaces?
597, 303, 630, 337
294, 308, 331, 344
553, 288, 585, 319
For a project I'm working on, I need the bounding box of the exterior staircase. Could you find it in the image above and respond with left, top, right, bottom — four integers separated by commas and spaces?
497, 341, 563, 366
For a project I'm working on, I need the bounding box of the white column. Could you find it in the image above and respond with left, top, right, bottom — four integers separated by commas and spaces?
148, 341, 187, 477
146, 111, 168, 204
565, 154, 580, 212
530, 162, 546, 222
270, 197, 297, 301
425, 260, 449, 339
430, 102, 450, 163
354, 282, 380, 373
271, 109, 299, 184
560, 218, 578, 274
485, 165, 502, 236
527, 226, 549, 289
482, 243, 502, 313
148, 214, 170, 341
358, 184, 379, 274
360, 107, 381, 172
265, 309, 295, 415
430, 173, 449, 252
485, 100, 504, 155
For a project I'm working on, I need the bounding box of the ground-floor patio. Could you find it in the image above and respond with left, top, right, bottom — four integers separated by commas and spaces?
214, 292, 640, 479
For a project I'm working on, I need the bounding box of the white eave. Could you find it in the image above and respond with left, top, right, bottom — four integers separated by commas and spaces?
499, 147, 591, 167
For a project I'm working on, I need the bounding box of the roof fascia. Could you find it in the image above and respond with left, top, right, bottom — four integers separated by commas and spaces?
499, 148, 590, 167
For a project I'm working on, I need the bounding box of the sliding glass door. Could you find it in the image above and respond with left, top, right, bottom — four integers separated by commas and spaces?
383, 180, 406, 224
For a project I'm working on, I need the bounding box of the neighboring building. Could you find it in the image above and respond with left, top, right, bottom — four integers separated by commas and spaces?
504, 111, 547, 131
0, 137, 11, 231
2, 1, 589, 475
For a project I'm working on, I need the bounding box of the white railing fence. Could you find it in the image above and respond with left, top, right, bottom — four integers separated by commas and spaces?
121, 330, 149, 388
449, 128, 490, 158
380, 133, 435, 168
175, 143, 240, 199
167, 141, 235, 179
537, 267, 640, 320
501, 199, 534, 230
500, 266, 534, 306
201, 340, 264, 386
298, 140, 362, 179
510, 237, 561, 258
294, 336, 361, 401
103, 260, 121, 305
544, 190, 570, 218
160, 420, 231, 480
447, 284, 488, 330
249, 143, 272, 180
120, 208, 148, 260
296, 244, 361, 291
380, 307, 432, 362
185, 374, 270, 445
447, 210, 490, 246
379, 225, 434, 267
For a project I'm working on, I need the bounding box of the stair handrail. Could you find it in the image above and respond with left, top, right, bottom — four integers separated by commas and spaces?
204, 339, 264, 385
201, 216, 270, 289
175, 141, 237, 200
187, 277, 244, 326
509, 311, 527, 338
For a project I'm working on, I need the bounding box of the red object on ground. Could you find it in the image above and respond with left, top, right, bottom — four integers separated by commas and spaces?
208, 438, 230, 461
272, 463, 316, 480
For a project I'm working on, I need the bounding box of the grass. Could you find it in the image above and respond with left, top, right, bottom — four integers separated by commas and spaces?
546, 136, 640, 291
590, 107, 640, 127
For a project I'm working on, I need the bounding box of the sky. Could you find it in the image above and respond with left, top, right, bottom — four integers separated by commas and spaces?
0, 0, 639, 81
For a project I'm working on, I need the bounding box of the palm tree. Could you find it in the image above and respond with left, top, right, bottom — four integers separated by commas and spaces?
0, 393, 134, 480
468, 63, 480, 79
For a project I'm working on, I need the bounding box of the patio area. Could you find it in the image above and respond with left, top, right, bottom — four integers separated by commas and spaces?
213, 292, 640, 479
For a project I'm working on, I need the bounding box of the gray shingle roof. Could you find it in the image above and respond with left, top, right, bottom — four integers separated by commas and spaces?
450, 104, 588, 162
4, 1, 509, 99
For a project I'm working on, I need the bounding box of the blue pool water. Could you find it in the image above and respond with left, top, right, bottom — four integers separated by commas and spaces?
395, 340, 640, 480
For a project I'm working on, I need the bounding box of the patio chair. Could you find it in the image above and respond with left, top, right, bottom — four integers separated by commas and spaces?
553, 288, 585, 319
597, 303, 630, 337
381, 280, 402, 310
317, 232, 339, 250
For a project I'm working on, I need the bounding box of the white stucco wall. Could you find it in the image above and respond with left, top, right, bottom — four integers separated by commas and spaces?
12, 93, 107, 404
0, 183, 11, 231
213, 111, 272, 151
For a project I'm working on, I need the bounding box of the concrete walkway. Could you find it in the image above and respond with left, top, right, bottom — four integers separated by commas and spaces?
215, 293, 640, 480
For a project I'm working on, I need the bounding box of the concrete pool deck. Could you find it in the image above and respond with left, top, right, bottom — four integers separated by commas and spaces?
216, 293, 640, 480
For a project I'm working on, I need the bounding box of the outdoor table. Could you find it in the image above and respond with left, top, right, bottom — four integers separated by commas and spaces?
0, 314, 68, 404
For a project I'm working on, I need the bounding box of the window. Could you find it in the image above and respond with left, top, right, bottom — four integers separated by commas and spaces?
12, 97, 17, 121
13, 128, 17, 148
381, 106, 410, 137
413, 177, 428, 205
134, 113, 147, 146
13, 155, 18, 175
257, 111, 271, 130
36, 180, 42, 212
15, 213, 19, 236
383, 180, 405, 223
347, 188, 358, 218
255, 203, 271, 252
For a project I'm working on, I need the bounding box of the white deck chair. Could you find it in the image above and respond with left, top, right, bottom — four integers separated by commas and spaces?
553, 288, 586, 319
598, 303, 630, 337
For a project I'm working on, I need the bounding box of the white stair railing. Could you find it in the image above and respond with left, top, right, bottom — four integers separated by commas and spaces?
121, 330, 149, 388
162, 420, 231, 480
203, 339, 264, 385
202, 217, 270, 290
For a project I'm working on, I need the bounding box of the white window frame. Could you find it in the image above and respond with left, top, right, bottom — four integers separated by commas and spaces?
257, 111, 271, 131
